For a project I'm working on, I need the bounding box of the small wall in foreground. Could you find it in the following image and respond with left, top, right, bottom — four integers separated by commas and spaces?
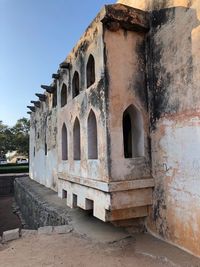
14, 177, 71, 229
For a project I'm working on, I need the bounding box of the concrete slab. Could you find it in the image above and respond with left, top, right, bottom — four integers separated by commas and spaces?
134, 233, 200, 267
53, 225, 72, 234
21, 229, 37, 237
70, 209, 130, 243
38, 226, 53, 235
2, 228, 19, 242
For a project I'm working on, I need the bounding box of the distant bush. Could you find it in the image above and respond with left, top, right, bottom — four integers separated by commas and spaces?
0, 164, 29, 174
0, 163, 28, 167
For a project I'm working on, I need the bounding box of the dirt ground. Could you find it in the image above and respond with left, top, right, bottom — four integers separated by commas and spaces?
0, 196, 21, 236
0, 177, 199, 267
0, 231, 200, 267
0, 233, 173, 267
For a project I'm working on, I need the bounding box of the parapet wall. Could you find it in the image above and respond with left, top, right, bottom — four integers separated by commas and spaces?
0, 174, 27, 196
14, 177, 71, 229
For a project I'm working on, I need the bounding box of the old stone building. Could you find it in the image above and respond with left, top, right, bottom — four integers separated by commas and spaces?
28, 0, 200, 258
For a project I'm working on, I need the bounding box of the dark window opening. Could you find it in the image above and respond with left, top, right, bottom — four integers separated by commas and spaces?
87, 110, 98, 159
123, 105, 144, 158
52, 89, 57, 108
85, 198, 94, 211
86, 54, 95, 88
34, 147, 35, 157
61, 83, 67, 107
73, 118, 81, 160
45, 143, 47, 156
72, 71, 80, 98
123, 113, 132, 158
73, 194, 77, 208
62, 189, 67, 199
62, 123, 68, 160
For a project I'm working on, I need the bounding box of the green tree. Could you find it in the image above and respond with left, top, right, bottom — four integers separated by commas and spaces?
0, 121, 14, 157
0, 118, 30, 158
11, 118, 30, 156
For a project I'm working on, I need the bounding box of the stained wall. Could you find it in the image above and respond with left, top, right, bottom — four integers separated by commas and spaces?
119, 0, 200, 258
29, 92, 58, 191
29, 0, 200, 257
104, 27, 151, 181
146, 4, 200, 257
57, 10, 109, 187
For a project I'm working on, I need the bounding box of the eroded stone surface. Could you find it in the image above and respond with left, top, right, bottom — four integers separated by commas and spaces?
2, 228, 19, 243
38, 226, 53, 235
21, 229, 37, 237
53, 225, 72, 234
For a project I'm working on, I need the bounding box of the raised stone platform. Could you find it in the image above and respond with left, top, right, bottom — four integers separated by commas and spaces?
0, 173, 28, 196
14, 176, 131, 242
58, 174, 154, 222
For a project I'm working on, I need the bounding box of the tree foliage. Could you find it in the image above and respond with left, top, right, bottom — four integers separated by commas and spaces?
0, 118, 30, 158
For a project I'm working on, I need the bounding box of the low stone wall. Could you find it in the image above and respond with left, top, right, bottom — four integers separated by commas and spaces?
0, 174, 27, 196
14, 177, 71, 229
0, 176, 14, 196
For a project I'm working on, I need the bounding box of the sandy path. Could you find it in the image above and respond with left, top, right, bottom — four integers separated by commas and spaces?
0, 232, 175, 267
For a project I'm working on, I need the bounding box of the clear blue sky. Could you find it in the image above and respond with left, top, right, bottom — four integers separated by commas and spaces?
0, 0, 114, 126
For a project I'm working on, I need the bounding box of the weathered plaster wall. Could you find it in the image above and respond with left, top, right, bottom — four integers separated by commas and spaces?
117, 0, 200, 257
117, 0, 199, 10
28, 0, 200, 255
29, 93, 58, 191
117, 0, 150, 10
146, 4, 200, 257
57, 12, 109, 186
151, 0, 200, 11
104, 27, 151, 181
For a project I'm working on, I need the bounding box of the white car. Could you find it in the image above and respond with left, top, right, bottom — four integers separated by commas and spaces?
16, 158, 28, 164
0, 159, 7, 165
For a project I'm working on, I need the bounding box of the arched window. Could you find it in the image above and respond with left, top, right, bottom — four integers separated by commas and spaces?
86, 54, 95, 88
72, 71, 80, 98
45, 143, 47, 156
73, 118, 81, 160
61, 83, 67, 107
87, 110, 98, 159
62, 123, 68, 160
123, 105, 144, 158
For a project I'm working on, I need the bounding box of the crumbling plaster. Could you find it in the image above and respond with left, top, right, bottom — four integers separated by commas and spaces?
104, 28, 151, 181
30, 92, 58, 191
28, 0, 200, 258
117, 0, 200, 258
57, 9, 109, 184
144, 4, 200, 257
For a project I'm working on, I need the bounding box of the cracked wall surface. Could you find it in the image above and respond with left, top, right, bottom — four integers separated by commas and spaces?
29, 90, 58, 191
146, 4, 200, 257
118, 0, 200, 258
